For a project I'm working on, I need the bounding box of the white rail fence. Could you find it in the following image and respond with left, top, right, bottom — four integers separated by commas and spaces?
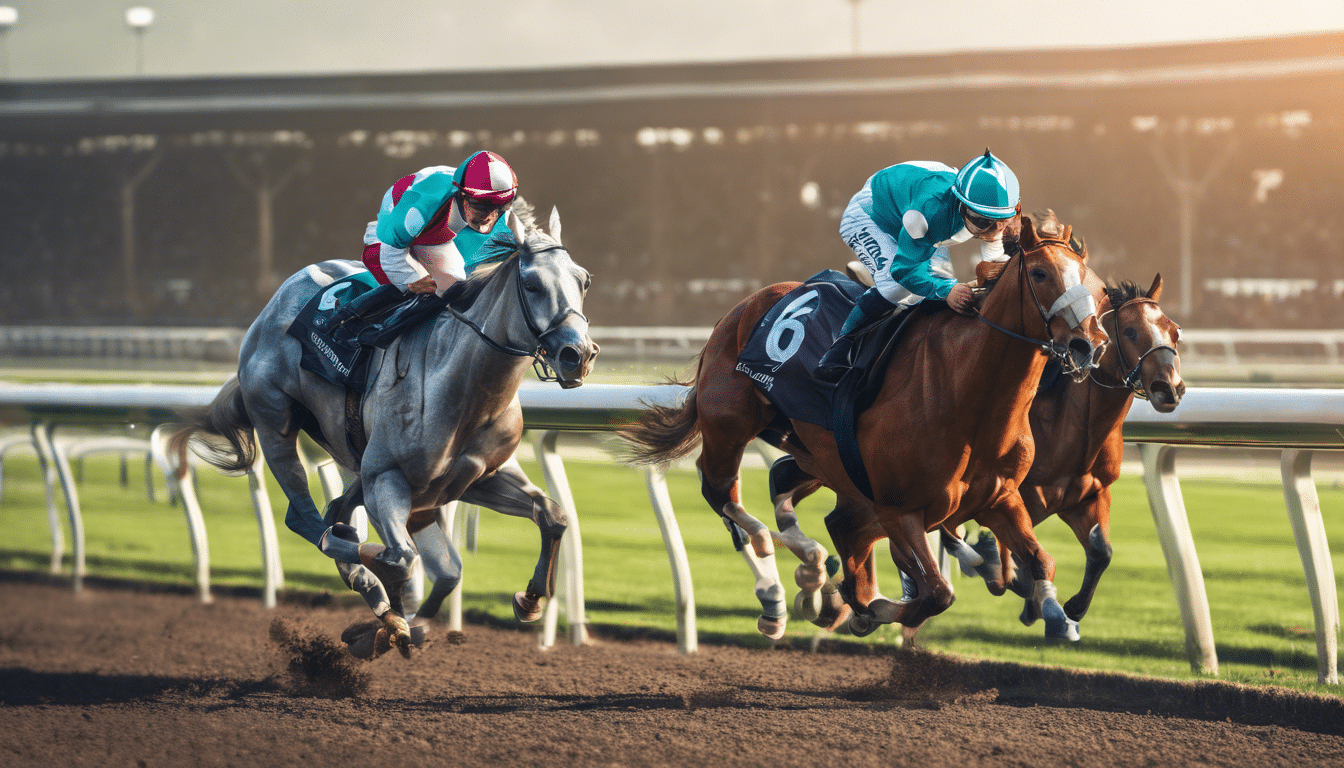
0, 382, 1339, 684
6, 326, 1344, 365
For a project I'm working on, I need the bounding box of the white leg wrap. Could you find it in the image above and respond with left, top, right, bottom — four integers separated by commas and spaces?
945, 536, 985, 569
1033, 579, 1059, 615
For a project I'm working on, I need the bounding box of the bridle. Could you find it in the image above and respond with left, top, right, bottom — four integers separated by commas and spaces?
972, 238, 1100, 381
445, 245, 588, 383
1089, 298, 1179, 400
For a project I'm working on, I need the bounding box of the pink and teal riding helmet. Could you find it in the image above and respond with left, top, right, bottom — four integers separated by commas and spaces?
952, 149, 1020, 219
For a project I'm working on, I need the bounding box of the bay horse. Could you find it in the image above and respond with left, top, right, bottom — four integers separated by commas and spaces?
172, 203, 597, 657
621, 216, 1108, 640
773, 214, 1185, 642
961, 272, 1184, 635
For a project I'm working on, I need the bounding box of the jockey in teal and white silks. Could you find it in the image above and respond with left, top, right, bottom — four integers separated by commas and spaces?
324, 150, 519, 340
814, 150, 1022, 382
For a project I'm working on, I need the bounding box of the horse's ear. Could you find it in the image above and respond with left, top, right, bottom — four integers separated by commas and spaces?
1149, 273, 1163, 301
1020, 216, 1038, 247
548, 206, 563, 246
506, 209, 527, 244
1070, 233, 1087, 258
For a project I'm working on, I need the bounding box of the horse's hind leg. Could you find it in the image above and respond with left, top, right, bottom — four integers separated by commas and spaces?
408, 514, 462, 624
767, 456, 833, 622
245, 396, 361, 564
698, 438, 788, 640
459, 457, 565, 623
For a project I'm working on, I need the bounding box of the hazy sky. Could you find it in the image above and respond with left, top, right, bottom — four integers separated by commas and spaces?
3, 0, 1343, 80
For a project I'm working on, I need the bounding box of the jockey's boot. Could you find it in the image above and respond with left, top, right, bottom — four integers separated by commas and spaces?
326, 284, 404, 346
813, 287, 896, 383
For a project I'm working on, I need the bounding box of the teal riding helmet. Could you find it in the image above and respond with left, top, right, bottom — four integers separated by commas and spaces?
953, 149, 1020, 219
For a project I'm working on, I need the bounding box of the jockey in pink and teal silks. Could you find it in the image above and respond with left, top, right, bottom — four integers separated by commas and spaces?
814, 150, 1022, 382
325, 150, 519, 338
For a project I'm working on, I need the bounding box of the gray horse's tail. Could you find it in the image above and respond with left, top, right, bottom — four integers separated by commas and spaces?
618, 365, 703, 467
168, 376, 257, 475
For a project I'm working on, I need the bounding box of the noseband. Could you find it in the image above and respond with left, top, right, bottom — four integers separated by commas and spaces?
973, 238, 1099, 379
445, 245, 588, 383
1090, 298, 1179, 400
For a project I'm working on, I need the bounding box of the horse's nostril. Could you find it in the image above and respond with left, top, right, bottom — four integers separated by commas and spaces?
557, 346, 583, 373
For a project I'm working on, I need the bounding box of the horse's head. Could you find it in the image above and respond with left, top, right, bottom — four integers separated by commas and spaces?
510, 207, 599, 388
1102, 274, 1185, 412
1008, 216, 1109, 380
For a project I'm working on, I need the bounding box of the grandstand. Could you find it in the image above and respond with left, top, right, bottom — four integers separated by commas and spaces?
0, 32, 1340, 330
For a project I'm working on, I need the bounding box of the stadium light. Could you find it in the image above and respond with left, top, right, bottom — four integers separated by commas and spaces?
125, 6, 154, 76
0, 6, 16, 79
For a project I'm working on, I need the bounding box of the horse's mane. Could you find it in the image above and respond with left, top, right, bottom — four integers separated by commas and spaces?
448, 196, 552, 308
1105, 279, 1151, 311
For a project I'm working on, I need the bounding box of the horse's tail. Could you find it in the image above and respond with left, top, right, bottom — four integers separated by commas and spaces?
618, 361, 704, 467
167, 376, 257, 475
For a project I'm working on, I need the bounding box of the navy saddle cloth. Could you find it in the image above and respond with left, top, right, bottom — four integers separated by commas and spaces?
735, 269, 867, 430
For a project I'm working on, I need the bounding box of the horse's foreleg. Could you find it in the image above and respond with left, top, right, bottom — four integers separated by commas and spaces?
1056, 486, 1113, 624
824, 506, 894, 636
882, 510, 955, 629
459, 458, 565, 623
767, 456, 831, 620
979, 494, 1078, 641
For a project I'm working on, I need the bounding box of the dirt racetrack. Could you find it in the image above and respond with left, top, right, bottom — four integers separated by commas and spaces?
2, 578, 1343, 767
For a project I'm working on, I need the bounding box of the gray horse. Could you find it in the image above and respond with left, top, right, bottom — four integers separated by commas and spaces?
172, 203, 597, 657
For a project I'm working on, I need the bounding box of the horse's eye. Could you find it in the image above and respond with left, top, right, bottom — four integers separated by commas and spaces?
1123, 328, 1138, 342
524, 276, 541, 292
1173, 327, 1182, 343
1030, 268, 1048, 281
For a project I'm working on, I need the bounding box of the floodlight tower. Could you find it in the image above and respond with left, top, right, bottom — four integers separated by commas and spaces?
125, 6, 154, 75
0, 7, 17, 78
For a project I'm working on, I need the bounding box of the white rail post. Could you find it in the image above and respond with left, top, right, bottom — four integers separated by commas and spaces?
535, 431, 588, 647
1279, 449, 1340, 685
644, 464, 698, 654
1139, 443, 1218, 675
153, 426, 212, 603
438, 502, 464, 632
33, 421, 84, 590
21, 426, 64, 575
246, 438, 283, 609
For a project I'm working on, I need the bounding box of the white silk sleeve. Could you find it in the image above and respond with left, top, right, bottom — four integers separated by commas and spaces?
364, 221, 425, 291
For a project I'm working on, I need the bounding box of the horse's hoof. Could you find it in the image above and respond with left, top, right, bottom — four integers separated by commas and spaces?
868, 597, 903, 625
409, 622, 429, 647
794, 563, 825, 593
1042, 598, 1079, 641
340, 618, 387, 660
379, 612, 413, 658
847, 613, 879, 638
794, 588, 823, 622
1019, 596, 1041, 626
513, 591, 544, 623
758, 614, 787, 640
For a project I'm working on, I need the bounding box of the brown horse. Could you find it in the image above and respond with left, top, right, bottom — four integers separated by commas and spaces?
966, 272, 1185, 634
774, 217, 1184, 642
621, 217, 1109, 639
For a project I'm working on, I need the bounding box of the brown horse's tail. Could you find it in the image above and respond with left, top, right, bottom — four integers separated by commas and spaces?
167, 376, 257, 475
618, 366, 703, 467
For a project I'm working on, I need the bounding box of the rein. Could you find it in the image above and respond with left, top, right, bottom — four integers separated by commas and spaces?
1089, 298, 1178, 400
973, 237, 1097, 379
444, 244, 587, 383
